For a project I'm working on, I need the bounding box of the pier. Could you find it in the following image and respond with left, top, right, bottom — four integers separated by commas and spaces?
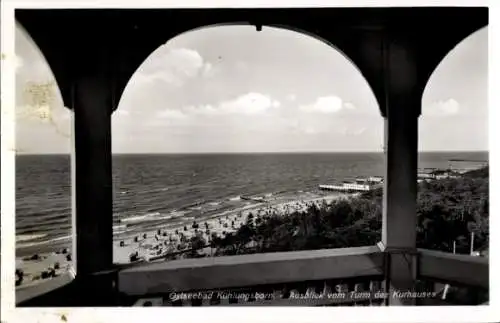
319, 177, 383, 192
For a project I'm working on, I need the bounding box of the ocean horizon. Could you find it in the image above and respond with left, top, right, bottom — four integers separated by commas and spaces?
15, 151, 488, 256
15, 150, 490, 156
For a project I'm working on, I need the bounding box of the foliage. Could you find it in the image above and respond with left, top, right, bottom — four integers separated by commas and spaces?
188, 234, 207, 257
416, 170, 489, 253
16, 269, 24, 286
211, 167, 489, 256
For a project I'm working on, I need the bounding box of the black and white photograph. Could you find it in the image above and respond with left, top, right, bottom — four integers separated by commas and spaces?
1, 1, 497, 322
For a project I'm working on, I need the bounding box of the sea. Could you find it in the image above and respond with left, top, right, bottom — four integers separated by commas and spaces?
14, 151, 488, 256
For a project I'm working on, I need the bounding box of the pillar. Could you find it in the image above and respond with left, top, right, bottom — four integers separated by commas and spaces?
380, 35, 421, 306
72, 74, 114, 278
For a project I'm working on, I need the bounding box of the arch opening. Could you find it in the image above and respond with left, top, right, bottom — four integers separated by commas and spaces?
421, 26, 488, 152
14, 22, 74, 297
111, 24, 386, 265
417, 27, 488, 259
112, 22, 382, 112
114, 24, 382, 153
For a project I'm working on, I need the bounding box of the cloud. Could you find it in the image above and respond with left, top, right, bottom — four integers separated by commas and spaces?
303, 127, 322, 135
344, 102, 356, 110
299, 96, 343, 114
184, 104, 216, 115
163, 48, 204, 78
337, 127, 367, 136
286, 94, 297, 101
282, 118, 328, 136
157, 109, 188, 119
201, 63, 214, 77
426, 99, 460, 116
131, 47, 212, 88
185, 93, 280, 116
220, 93, 280, 115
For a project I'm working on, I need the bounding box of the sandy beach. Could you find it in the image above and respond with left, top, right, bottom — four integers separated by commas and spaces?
16, 192, 352, 290
112, 192, 350, 264
15, 249, 74, 290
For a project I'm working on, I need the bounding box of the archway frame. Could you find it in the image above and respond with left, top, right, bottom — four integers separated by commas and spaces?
13, 7, 488, 306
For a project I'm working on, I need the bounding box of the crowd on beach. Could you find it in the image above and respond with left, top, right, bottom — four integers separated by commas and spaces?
113, 193, 348, 263
16, 193, 349, 289
15, 247, 73, 289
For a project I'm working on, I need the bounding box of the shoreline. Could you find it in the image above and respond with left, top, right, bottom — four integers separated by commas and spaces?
112, 192, 350, 263
15, 191, 353, 290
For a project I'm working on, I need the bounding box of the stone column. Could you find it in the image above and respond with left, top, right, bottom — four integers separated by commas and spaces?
380, 35, 422, 306
72, 74, 114, 278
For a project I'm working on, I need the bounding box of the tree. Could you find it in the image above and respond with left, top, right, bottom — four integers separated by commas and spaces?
15, 269, 24, 286
210, 166, 488, 262
189, 234, 207, 258
235, 224, 255, 248
255, 215, 263, 227
210, 232, 220, 248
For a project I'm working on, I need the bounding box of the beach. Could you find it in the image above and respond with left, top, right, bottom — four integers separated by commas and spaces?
15, 191, 351, 289
113, 191, 351, 263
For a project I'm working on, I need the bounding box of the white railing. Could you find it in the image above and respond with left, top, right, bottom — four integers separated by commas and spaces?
418, 248, 489, 288
118, 245, 384, 296
17, 245, 488, 306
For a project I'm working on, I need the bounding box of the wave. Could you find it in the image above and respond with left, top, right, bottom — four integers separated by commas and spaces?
170, 211, 188, 218
118, 210, 190, 224
17, 235, 71, 249
17, 218, 71, 230
15, 191, 331, 251
16, 209, 71, 221
176, 198, 217, 211
120, 212, 161, 223
113, 224, 127, 230
16, 234, 48, 242
130, 187, 171, 195
139, 215, 175, 222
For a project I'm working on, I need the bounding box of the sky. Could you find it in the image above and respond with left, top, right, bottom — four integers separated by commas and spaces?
15, 23, 488, 154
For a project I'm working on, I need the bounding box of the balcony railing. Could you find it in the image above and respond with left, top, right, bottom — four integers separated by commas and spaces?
119, 246, 383, 295
15, 244, 488, 306
418, 248, 489, 288
115, 244, 488, 306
